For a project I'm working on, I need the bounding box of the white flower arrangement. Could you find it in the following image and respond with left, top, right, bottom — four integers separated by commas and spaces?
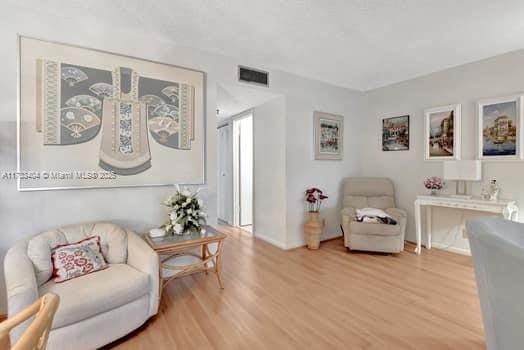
162, 185, 207, 235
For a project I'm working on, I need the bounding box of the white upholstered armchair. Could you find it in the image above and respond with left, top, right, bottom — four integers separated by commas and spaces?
4, 222, 159, 350
341, 177, 407, 253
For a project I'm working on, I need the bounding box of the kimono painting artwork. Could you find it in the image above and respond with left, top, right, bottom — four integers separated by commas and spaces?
18, 36, 205, 190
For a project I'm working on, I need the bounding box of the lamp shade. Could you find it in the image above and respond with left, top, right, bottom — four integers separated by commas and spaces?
443, 160, 482, 181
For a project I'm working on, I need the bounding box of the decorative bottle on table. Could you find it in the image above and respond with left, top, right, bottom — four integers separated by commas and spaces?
481, 179, 500, 201
304, 188, 328, 249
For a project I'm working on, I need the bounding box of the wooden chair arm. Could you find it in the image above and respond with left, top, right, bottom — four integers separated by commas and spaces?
0, 293, 60, 350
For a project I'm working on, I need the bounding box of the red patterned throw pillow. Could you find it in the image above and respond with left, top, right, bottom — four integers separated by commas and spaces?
51, 236, 108, 283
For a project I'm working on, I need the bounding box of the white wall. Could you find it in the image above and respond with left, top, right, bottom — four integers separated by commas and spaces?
229, 81, 365, 250
0, 6, 363, 312
284, 83, 365, 248
362, 49, 524, 253
253, 97, 287, 248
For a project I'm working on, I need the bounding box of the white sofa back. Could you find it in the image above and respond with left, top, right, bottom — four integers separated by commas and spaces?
26, 222, 128, 286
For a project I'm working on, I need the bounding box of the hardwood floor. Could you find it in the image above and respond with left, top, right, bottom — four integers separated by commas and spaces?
108, 225, 484, 349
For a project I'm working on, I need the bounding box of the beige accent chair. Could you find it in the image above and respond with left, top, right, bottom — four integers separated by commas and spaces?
341, 177, 407, 253
4, 223, 159, 350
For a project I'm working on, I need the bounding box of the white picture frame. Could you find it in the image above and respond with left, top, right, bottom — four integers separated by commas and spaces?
477, 94, 523, 161
314, 111, 343, 160
424, 104, 461, 161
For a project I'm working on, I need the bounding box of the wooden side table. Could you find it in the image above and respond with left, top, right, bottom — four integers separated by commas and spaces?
143, 226, 226, 301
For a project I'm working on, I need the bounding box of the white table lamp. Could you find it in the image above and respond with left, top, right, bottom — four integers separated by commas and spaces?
443, 160, 482, 198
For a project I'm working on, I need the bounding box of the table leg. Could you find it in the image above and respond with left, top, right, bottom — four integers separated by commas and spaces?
414, 200, 422, 255
158, 255, 164, 304
215, 241, 224, 289
426, 206, 432, 250
506, 205, 519, 222
202, 243, 208, 275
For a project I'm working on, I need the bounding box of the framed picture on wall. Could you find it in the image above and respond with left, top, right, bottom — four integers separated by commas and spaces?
382, 115, 409, 151
313, 111, 343, 160
477, 94, 523, 160
424, 104, 461, 160
17, 36, 206, 191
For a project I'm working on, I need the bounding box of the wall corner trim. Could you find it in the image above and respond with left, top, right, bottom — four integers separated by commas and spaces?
254, 233, 288, 250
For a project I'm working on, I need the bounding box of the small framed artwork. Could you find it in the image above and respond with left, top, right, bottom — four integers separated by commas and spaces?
424, 104, 461, 160
382, 115, 409, 151
314, 111, 343, 160
478, 94, 523, 160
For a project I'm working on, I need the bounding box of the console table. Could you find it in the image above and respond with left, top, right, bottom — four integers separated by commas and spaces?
414, 195, 519, 254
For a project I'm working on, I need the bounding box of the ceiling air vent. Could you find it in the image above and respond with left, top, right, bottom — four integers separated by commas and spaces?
238, 65, 269, 87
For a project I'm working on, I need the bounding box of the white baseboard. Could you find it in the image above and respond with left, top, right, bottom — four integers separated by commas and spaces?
255, 233, 287, 250
285, 232, 343, 250
258, 235, 469, 255
323, 232, 343, 241
431, 242, 471, 256
285, 237, 305, 250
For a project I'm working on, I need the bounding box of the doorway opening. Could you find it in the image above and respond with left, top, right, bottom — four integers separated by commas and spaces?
233, 113, 253, 232
216, 83, 281, 236
217, 111, 253, 233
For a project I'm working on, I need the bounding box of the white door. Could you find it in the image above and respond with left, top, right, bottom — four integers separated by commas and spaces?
217, 124, 232, 223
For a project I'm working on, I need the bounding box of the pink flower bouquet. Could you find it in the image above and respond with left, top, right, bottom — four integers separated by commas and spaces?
305, 187, 328, 212
424, 177, 444, 194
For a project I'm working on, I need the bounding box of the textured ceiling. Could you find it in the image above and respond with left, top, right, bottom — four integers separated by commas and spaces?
217, 84, 281, 121
8, 0, 524, 90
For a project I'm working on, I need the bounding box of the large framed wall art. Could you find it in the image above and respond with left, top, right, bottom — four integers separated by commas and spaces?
477, 94, 523, 160
17, 36, 206, 191
424, 104, 461, 161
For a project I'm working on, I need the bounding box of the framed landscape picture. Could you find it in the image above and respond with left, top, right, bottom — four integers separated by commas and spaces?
314, 111, 343, 160
424, 104, 461, 161
17, 36, 206, 191
382, 115, 409, 151
478, 94, 523, 160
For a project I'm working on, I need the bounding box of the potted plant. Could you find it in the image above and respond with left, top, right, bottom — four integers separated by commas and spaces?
162, 185, 207, 236
304, 188, 328, 249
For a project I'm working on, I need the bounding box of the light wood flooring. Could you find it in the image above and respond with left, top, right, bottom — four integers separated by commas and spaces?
107, 224, 484, 349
